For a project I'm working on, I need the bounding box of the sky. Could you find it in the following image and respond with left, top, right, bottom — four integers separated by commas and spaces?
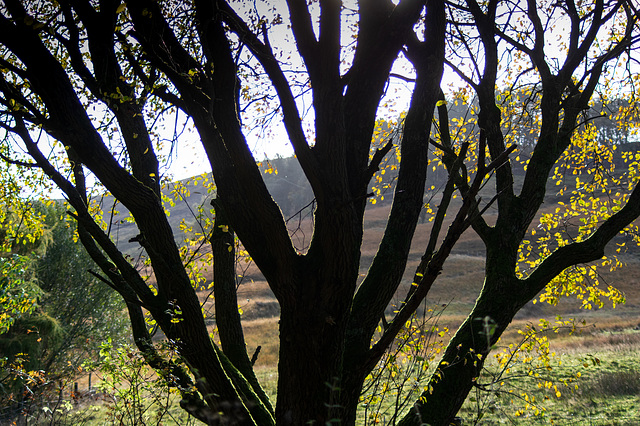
165, 1, 421, 181
14, 0, 635, 195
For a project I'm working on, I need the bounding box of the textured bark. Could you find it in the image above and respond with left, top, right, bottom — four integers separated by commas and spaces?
275, 200, 363, 424
211, 200, 275, 418
0, 1, 638, 425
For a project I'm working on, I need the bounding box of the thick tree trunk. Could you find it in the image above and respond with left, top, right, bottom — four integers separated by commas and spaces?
275, 201, 363, 425
276, 305, 347, 425
276, 269, 356, 425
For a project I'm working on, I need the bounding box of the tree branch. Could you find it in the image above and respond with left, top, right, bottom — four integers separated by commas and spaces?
345, 0, 446, 388
217, 1, 320, 190
559, 0, 605, 82
364, 140, 514, 373
0, 151, 39, 168
8, 115, 158, 307
285, 0, 319, 80
435, 94, 491, 240
129, 0, 298, 300
364, 139, 394, 185
342, 0, 429, 199
210, 198, 275, 416
466, 0, 516, 218
521, 180, 640, 299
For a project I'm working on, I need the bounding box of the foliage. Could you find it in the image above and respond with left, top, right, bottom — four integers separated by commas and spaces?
0, 1, 638, 425
0, 312, 64, 370
469, 318, 584, 421
0, 202, 128, 424
0, 198, 48, 335
85, 339, 198, 426
35, 202, 129, 375
0, 254, 41, 334
0, 167, 49, 256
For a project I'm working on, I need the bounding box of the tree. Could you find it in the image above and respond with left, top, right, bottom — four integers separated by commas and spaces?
1, 194, 47, 342
35, 202, 129, 376
0, 202, 128, 422
0, 0, 638, 425
0, 203, 54, 420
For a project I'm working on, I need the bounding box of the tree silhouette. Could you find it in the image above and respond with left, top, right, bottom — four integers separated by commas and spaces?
0, 1, 638, 425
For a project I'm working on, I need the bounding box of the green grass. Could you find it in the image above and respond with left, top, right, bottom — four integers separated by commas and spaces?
455, 342, 640, 425
34, 388, 200, 426
20, 321, 640, 425
351, 321, 640, 425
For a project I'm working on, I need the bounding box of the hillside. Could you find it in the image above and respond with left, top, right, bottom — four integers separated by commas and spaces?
93, 151, 640, 348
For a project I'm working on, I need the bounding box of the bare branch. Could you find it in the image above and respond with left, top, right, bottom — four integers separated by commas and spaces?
217, 1, 320, 187
0, 151, 39, 168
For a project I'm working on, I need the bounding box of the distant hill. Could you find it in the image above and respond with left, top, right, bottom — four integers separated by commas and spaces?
62, 147, 640, 330
94, 140, 640, 253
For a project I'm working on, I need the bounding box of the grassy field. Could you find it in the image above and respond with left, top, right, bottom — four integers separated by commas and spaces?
59, 326, 640, 425
35, 197, 640, 425
455, 335, 640, 425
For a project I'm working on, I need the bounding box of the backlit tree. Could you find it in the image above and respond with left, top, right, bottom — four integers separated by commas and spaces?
0, 0, 638, 424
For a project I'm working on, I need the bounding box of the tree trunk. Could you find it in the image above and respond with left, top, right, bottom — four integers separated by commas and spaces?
276, 304, 347, 425
398, 278, 522, 426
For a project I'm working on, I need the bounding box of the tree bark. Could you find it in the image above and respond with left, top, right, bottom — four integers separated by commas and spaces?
1, 1, 638, 425
211, 199, 275, 418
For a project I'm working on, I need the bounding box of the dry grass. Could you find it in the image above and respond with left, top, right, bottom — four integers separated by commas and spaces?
193, 203, 640, 376
582, 369, 640, 397
241, 317, 280, 367
552, 330, 640, 354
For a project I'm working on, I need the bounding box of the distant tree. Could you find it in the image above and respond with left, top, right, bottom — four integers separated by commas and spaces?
0, 200, 47, 341
0, 1, 638, 425
0, 254, 41, 337
0, 202, 128, 422
35, 202, 129, 376
0, 204, 55, 420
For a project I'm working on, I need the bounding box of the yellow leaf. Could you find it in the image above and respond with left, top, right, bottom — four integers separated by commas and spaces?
116, 3, 126, 14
